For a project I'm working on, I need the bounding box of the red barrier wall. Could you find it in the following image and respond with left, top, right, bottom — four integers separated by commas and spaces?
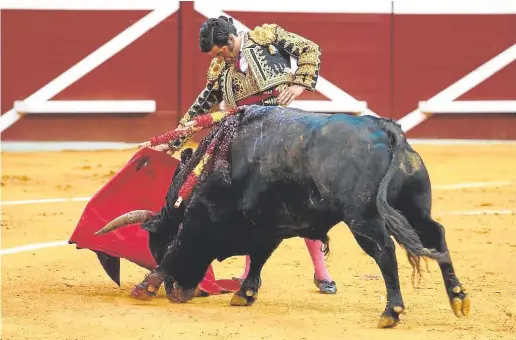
393, 14, 516, 139
1, 5, 515, 142
1, 9, 180, 142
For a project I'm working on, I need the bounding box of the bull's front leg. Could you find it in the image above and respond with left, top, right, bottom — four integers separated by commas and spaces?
130, 231, 171, 301
230, 238, 282, 306
130, 270, 165, 301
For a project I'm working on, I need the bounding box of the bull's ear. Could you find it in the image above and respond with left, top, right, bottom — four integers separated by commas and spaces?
180, 148, 194, 165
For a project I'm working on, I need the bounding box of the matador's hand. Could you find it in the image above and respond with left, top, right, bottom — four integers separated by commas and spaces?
138, 141, 151, 149
137, 141, 173, 155
151, 144, 172, 154
278, 85, 305, 106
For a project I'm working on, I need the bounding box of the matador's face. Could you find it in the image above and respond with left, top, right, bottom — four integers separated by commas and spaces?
208, 35, 238, 62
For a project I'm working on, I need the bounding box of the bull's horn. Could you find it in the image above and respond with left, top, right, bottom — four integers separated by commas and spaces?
95, 210, 155, 235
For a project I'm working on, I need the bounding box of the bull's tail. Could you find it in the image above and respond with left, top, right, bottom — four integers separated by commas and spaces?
376, 120, 447, 286
321, 234, 330, 257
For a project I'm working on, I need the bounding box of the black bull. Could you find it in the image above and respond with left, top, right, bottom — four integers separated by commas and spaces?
96, 106, 470, 328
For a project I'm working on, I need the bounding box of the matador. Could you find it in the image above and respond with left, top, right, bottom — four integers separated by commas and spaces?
153, 16, 337, 294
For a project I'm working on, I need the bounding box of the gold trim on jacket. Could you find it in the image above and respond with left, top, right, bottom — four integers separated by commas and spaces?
169, 23, 321, 148
248, 24, 321, 91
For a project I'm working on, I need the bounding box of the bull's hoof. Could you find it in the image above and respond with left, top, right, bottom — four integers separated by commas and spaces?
131, 284, 156, 301
230, 289, 258, 306
194, 286, 210, 298
449, 285, 471, 318
165, 283, 197, 303
377, 305, 404, 329
313, 275, 337, 294
130, 272, 164, 301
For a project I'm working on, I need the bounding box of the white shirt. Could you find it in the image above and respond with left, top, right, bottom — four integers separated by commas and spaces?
238, 32, 249, 73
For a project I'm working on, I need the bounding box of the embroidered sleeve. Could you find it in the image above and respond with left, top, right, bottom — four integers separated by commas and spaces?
249, 24, 321, 91
179, 82, 221, 125
275, 26, 321, 91
179, 58, 225, 123
168, 59, 224, 150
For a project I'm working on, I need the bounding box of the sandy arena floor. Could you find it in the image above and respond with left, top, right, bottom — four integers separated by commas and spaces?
1, 144, 516, 339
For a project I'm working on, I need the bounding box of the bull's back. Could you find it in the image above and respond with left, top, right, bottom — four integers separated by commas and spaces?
232, 107, 391, 179
226, 107, 397, 231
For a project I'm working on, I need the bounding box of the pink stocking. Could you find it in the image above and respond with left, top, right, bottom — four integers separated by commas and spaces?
304, 239, 332, 281
240, 255, 251, 280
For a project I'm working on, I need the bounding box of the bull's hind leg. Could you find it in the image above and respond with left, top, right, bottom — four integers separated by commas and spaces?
405, 209, 471, 318
230, 238, 282, 307
349, 217, 405, 328
398, 172, 471, 318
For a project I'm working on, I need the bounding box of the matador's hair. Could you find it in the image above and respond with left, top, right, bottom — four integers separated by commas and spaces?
199, 16, 237, 53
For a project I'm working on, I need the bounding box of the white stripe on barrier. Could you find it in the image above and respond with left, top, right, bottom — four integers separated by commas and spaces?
419, 100, 516, 114
407, 139, 516, 145
206, 1, 393, 14
0, 110, 23, 133
191, 1, 516, 15
394, 1, 516, 15
4, 0, 516, 14
0, 0, 168, 10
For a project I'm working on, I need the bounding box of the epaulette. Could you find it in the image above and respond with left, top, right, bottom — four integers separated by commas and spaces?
206, 58, 226, 83
248, 23, 278, 45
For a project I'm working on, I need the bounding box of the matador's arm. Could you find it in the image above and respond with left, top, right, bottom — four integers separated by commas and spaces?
167, 58, 225, 150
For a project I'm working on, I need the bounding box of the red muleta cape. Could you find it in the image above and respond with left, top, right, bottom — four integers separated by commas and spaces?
68, 147, 239, 295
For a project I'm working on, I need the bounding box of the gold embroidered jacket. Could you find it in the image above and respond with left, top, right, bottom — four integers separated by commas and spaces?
169, 23, 321, 149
